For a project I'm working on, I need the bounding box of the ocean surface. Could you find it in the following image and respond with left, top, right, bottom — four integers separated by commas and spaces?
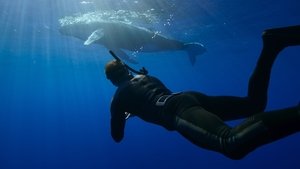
0, 0, 299, 169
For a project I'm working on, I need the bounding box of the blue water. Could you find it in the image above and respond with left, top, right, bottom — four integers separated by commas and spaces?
0, 0, 300, 169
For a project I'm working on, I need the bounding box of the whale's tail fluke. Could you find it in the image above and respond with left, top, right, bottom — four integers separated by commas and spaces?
183, 42, 206, 65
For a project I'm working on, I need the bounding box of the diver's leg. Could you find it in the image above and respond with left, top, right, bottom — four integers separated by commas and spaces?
186, 91, 264, 121
199, 36, 282, 119
174, 105, 233, 154
247, 25, 300, 111
225, 106, 300, 159
165, 93, 233, 152
175, 104, 300, 160
188, 26, 300, 121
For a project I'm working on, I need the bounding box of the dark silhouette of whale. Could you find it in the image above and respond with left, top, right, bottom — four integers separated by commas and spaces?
59, 21, 206, 65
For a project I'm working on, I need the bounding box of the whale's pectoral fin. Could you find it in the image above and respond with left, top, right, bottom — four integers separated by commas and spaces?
84, 29, 104, 45
110, 48, 139, 64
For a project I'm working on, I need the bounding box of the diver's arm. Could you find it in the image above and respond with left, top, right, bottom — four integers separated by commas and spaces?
110, 98, 126, 142
111, 113, 126, 142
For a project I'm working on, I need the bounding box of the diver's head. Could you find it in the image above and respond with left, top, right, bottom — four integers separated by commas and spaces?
105, 60, 132, 86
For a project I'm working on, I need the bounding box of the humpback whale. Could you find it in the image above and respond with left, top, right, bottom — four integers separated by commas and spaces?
59, 20, 206, 65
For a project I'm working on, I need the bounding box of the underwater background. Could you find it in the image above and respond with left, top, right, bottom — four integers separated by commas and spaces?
0, 0, 299, 169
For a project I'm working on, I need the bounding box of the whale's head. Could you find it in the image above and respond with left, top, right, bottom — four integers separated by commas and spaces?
59, 22, 99, 41
59, 23, 78, 36
59, 14, 105, 41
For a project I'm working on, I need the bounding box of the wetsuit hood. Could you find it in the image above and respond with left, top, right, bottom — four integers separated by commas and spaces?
105, 60, 132, 86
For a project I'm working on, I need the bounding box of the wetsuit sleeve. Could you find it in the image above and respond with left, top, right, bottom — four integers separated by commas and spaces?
110, 97, 126, 143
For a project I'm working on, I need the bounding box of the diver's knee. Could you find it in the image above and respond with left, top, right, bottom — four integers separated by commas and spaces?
220, 140, 248, 160
247, 97, 267, 113
219, 130, 251, 160
220, 138, 250, 160
223, 149, 248, 160
252, 102, 266, 113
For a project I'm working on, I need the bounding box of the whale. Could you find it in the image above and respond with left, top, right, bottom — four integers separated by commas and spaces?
59, 20, 206, 65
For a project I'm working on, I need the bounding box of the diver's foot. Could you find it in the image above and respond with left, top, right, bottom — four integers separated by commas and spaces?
262, 25, 300, 50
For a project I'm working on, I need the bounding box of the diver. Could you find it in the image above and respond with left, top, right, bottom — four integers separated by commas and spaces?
105, 25, 300, 160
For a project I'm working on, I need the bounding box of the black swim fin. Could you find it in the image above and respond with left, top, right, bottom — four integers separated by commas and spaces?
263, 25, 300, 47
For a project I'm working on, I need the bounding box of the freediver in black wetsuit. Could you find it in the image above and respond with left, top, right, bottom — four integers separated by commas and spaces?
105, 25, 300, 160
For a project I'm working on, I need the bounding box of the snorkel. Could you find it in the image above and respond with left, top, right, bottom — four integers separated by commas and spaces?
109, 50, 148, 76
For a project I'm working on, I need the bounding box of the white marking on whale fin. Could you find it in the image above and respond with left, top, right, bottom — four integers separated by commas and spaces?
84, 29, 104, 45
111, 48, 139, 64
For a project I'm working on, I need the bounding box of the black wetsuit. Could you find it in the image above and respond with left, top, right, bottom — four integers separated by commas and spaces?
110, 75, 173, 142
110, 39, 300, 159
